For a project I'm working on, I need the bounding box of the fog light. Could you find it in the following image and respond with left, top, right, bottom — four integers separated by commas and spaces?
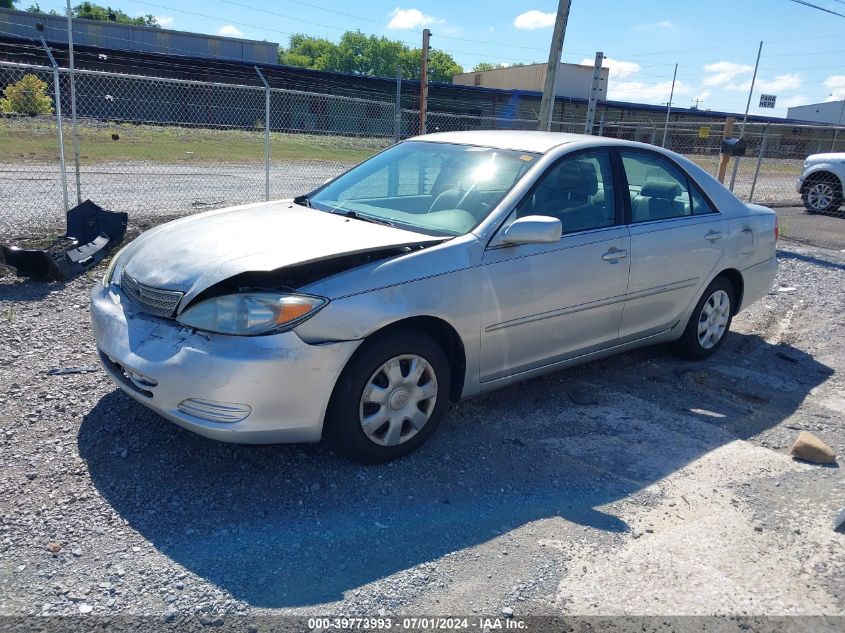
177, 399, 252, 423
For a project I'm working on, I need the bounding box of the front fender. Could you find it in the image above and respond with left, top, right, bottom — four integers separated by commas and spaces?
801, 164, 845, 185
294, 265, 483, 397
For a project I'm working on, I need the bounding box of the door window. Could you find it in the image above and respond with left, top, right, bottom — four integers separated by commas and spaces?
621, 151, 694, 222
516, 151, 617, 234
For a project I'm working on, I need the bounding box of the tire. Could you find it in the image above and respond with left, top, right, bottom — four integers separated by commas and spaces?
801, 176, 842, 214
325, 328, 451, 464
673, 277, 735, 361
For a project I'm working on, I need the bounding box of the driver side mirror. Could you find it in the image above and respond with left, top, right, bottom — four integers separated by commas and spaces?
501, 215, 562, 245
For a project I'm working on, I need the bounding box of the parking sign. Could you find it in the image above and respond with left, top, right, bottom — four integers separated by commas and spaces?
759, 94, 777, 109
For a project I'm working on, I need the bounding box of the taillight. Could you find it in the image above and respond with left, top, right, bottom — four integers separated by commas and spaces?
774, 216, 779, 242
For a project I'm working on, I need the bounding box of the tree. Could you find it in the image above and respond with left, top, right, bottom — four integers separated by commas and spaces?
278, 33, 337, 71
22, 3, 59, 15
278, 31, 463, 82
72, 2, 160, 27
0, 0, 18, 9
472, 62, 526, 72
0, 74, 54, 116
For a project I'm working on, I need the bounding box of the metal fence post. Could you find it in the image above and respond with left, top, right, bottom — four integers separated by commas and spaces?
66, 1, 82, 204
394, 67, 402, 143
254, 66, 271, 202
39, 37, 69, 213
748, 125, 768, 203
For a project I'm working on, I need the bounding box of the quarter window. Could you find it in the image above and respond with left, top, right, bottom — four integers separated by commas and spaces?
516, 151, 616, 234
689, 184, 716, 215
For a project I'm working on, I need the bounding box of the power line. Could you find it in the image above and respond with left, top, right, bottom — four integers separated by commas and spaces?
235, 0, 552, 52
121, 0, 547, 64
788, 0, 845, 17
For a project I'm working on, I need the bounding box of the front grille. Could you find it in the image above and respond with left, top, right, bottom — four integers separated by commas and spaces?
120, 271, 184, 318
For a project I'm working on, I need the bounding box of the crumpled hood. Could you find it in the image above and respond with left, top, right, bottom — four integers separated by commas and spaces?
118, 201, 440, 302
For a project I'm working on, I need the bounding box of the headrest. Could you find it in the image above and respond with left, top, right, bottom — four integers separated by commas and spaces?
640, 180, 681, 200
550, 160, 598, 196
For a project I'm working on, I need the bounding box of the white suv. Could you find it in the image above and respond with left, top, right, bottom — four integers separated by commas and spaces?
796, 153, 845, 213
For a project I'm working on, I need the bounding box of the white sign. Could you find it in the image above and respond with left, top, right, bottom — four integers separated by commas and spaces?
759, 94, 777, 109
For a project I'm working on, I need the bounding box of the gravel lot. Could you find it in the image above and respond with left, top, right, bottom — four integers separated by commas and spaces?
0, 241, 844, 626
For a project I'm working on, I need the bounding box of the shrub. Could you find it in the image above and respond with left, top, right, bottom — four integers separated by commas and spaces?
0, 74, 54, 116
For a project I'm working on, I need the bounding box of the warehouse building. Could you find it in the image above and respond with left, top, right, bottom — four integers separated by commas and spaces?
0, 4, 828, 146
453, 62, 608, 102
787, 99, 845, 126
0, 7, 277, 64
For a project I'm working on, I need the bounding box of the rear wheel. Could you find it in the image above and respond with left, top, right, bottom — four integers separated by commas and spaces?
326, 328, 450, 464
802, 177, 842, 213
673, 277, 735, 360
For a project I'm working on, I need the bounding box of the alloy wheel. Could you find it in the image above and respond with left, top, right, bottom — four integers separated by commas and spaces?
807, 182, 835, 210
359, 354, 438, 446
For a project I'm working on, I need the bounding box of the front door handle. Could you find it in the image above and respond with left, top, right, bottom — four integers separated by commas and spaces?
705, 230, 723, 241
602, 248, 628, 261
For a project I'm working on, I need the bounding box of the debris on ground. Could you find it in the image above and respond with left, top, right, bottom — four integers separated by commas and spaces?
789, 431, 837, 465
45, 366, 99, 376
1, 200, 126, 281
835, 509, 845, 532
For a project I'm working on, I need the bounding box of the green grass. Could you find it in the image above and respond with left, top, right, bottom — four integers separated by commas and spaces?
0, 118, 384, 165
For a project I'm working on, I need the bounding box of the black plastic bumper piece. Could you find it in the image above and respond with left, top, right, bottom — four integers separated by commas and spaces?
1, 200, 127, 281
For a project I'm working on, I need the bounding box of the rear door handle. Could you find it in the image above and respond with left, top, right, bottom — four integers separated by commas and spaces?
705, 230, 723, 241
602, 248, 628, 261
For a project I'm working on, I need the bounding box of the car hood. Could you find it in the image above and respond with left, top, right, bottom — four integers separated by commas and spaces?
118, 201, 442, 302
806, 152, 845, 163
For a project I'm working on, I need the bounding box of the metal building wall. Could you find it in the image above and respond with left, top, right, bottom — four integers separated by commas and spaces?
786, 100, 845, 125
452, 63, 607, 101
0, 7, 278, 64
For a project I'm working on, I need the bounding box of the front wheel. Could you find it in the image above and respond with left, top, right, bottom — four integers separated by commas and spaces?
802, 179, 842, 213
673, 277, 735, 360
326, 328, 451, 464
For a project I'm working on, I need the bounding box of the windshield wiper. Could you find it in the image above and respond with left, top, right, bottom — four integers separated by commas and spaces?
341, 210, 396, 227
293, 194, 312, 208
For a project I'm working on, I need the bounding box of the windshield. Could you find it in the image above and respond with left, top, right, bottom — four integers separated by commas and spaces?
306, 141, 539, 237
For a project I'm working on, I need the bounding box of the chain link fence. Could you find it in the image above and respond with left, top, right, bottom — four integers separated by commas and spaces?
1, 59, 843, 249
0, 61, 395, 238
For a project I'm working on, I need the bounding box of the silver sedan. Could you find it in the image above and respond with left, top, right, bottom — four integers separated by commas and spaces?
91, 131, 778, 463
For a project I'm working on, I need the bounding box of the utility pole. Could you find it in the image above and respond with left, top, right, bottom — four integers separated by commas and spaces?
538, 0, 572, 131
66, 0, 81, 203
729, 41, 762, 191
583, 51, 603, 134
418, 28, 430, 135
661, 63, 678, 148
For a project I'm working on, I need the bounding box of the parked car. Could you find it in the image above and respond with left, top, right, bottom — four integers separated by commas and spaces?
91, 131, 778, 463
796, 152, 845, 213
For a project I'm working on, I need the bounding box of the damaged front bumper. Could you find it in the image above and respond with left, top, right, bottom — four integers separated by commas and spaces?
90, 283, 361, 443
2, 201, 127, 281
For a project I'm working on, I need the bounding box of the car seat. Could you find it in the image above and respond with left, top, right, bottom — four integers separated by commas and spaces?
632, 180, 686, 222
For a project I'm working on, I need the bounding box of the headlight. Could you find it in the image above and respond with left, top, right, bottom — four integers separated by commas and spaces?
176, 292, 328, 335
102, 245, 129, 287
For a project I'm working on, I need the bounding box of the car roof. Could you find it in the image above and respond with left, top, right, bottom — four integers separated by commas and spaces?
408, 130, 588, 153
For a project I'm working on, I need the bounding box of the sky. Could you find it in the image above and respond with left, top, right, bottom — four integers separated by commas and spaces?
25, 0, 845, 118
